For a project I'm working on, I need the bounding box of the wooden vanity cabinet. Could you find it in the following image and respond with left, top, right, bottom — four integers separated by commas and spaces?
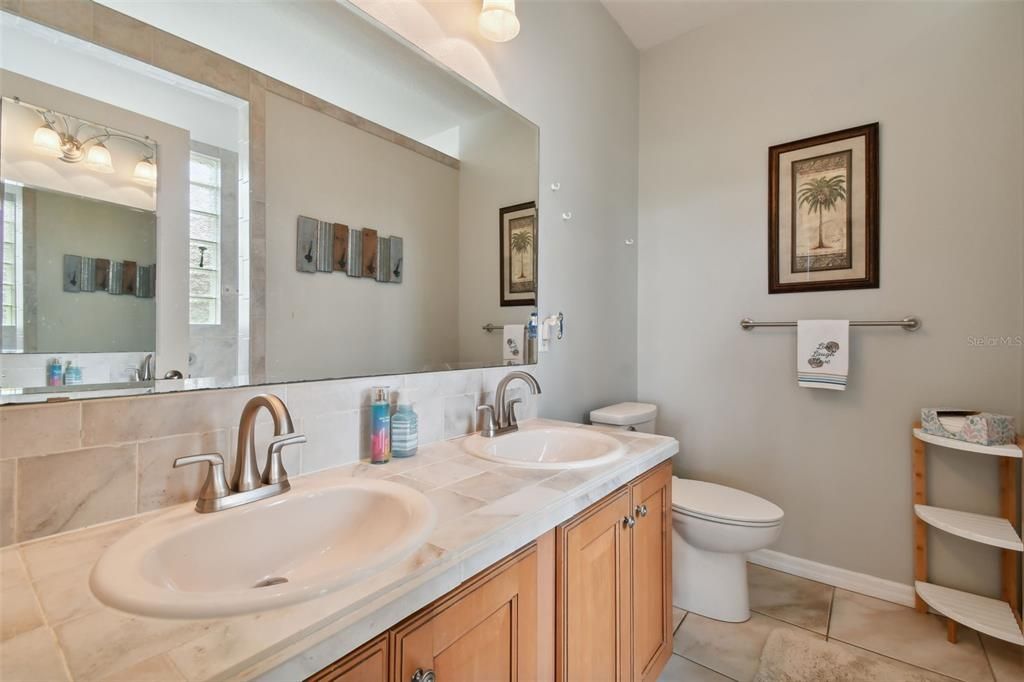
390, 534, 552, 682
555, 461, 672, 682
308, 462, 671, 682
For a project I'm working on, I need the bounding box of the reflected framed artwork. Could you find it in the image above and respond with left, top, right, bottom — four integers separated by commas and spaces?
499, 201, 537, 306
768, 123, 879, 294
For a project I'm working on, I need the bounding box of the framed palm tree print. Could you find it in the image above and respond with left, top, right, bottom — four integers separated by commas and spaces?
499, 201, 537, 306
768, 123, 879, 293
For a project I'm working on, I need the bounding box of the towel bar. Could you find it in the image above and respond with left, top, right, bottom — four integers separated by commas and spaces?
740, 316, 920, 331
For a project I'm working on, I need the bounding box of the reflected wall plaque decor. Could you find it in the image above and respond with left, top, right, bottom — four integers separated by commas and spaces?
499, 201, 537, 306
768, 123, 879, 294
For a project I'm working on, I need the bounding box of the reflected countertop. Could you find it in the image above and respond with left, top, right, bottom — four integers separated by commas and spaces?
0, 418, 678, 682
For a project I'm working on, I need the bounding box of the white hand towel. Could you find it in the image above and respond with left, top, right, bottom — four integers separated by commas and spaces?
797, 320, 849, 390
502, 324, 524, 364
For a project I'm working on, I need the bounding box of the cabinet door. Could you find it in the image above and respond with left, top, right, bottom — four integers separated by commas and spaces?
630, 462, 673, 681
307, 634, 387, 682
392, 544, 541, 682
556, 487, 632, 682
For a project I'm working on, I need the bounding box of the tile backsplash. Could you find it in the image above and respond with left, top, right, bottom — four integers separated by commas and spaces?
0, 367, 537, 546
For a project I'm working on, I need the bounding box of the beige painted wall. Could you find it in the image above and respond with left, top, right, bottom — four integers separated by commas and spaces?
263, 92, 460, 382
638, 1, 1024, 593
30, 189, 155, 352
457, 108, 539, 363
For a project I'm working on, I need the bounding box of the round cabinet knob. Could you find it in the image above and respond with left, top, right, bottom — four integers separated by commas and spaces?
635, 504, 649, 518
623, 516, 636, 529
411, 669, 436, 682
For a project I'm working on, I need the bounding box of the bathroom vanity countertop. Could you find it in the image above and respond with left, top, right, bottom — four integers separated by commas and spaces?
0, 419, 678, 682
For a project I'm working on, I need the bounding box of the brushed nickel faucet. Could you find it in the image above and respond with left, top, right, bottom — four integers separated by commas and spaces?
477, 370, 541, 438
173, 393, 306, 513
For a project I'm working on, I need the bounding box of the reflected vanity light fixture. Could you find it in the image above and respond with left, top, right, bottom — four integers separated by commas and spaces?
133, 156, 158, 187
21, 99, 157, 185
479, 0, 520, 42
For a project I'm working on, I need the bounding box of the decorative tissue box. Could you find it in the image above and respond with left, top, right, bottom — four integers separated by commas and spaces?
920, 409, 1016, 446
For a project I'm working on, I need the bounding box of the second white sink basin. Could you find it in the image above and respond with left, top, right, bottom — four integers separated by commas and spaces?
91, 477, 436, 618
462, 426, 624, 469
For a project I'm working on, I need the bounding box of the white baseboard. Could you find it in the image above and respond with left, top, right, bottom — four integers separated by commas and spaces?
748, 549, 916, 608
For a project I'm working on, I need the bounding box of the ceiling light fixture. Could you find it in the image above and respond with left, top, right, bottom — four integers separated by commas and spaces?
479, 0, 520, 43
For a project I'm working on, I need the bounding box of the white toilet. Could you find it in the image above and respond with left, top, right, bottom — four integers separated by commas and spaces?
590, 402, 784, 624
671, 478, 783, 622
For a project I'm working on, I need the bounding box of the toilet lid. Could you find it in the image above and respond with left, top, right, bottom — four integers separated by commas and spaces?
671, 478, 784, 525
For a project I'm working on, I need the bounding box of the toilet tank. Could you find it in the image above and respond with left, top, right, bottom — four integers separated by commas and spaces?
589, 402, 658, 433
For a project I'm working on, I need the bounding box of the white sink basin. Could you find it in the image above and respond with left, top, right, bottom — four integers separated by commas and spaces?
90, 478, 436, 618
462, 426, 624, 469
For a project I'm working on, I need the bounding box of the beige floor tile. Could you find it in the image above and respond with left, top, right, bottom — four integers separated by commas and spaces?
658, 653, 733, 681
981, 635, 1024, 681
748, 563, 833, 634
0, 549, 43, 642
674, 611, 821, 682
673, 607, 686, 634
828, 588, 994, 682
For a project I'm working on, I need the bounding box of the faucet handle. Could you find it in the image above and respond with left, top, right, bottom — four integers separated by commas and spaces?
506, 398, 524, 428
477, 404, 497, 437
262, 433, 306, 486
173, 453, 230, 508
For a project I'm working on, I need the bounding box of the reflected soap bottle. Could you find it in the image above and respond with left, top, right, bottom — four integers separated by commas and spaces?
391, 390, 419, 458
370, 387, 391, 464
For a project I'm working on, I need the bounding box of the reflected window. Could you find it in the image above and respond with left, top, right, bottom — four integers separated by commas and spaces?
2, 185, 24, 351
189, 151, 221, 325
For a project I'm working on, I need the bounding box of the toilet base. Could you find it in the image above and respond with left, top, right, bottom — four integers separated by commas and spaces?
672, 532, 750, 623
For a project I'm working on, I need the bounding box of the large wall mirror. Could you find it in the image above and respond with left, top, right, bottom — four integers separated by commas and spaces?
0, 2, 539, 403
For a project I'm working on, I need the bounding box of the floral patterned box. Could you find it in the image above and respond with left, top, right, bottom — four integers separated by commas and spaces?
920, 409, 1016, 446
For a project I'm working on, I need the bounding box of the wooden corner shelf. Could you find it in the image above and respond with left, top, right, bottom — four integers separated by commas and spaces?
912, 424, 1023, 645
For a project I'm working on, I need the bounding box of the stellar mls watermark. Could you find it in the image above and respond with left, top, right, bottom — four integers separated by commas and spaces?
967, 335, 1023, 347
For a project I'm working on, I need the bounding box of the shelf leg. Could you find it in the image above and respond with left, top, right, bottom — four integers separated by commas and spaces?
912, 428, 928, 613
946, 618, 958, 644
999, 456, 1020, 619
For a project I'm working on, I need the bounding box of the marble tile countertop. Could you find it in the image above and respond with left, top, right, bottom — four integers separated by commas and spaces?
0, 419, 678, 682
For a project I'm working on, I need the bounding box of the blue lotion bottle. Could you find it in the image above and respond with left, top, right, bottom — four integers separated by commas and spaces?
391, 389, 419, 458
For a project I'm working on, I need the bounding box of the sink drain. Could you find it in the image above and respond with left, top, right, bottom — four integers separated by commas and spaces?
252, 576, 289, 589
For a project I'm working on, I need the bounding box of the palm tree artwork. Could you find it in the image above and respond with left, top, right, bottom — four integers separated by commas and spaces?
510, 229, 533, 280
797, 174, 847, 250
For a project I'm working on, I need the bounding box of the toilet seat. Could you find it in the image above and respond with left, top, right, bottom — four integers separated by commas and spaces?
671, 478, 783, 528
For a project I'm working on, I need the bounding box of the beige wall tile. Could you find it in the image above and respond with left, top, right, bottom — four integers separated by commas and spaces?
0, 0, 23, 15
0, 626, 70, 682
17, 444, 137, 541
301, 410, 359, 473
0, 461, 14, 546
137, 430, 227, 512
443, 394, 479, 439
20, 0, 93, 41
1, 402, 81, 459
151, 29, 249, 99
92, 4, 154, 63
81, 388, 261, 446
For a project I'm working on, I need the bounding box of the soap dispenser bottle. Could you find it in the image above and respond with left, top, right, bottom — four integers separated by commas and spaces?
391, 389, 419, 458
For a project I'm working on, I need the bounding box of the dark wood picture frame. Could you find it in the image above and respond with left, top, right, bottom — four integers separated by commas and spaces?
768, 123, 879, 294
499, 201, 537, 307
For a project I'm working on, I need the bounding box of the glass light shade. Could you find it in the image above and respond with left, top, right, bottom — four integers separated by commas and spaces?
33, 124, 62, 157
133, 157, 158, 187
479, 0, 520, 42
84, 142, 114, 173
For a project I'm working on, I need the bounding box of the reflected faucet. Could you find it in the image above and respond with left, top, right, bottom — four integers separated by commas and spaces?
173, 393, 306, 513
477, 370, 541, 438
